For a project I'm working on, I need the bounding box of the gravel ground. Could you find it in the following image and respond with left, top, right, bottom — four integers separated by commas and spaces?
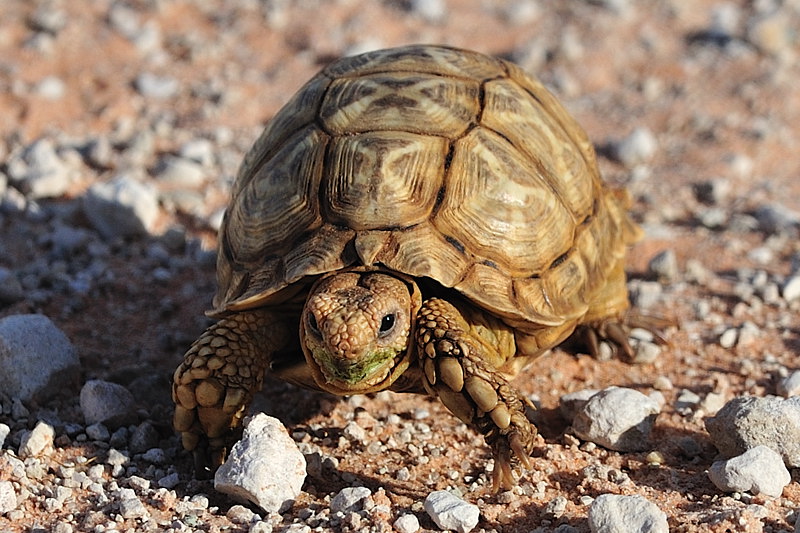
1, 1, 800, 532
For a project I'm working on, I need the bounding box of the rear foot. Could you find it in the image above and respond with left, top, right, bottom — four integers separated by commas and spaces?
569, 313, 671, 362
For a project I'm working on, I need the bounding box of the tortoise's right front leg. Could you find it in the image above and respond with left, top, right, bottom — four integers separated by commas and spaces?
172, 309, 290, 473
415, 298, 536, 491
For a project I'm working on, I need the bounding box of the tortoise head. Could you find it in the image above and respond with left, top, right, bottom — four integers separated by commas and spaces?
300, 270, 417, 394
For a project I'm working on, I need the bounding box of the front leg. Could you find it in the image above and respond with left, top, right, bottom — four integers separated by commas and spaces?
172, 309, 290, 473
415, 298, 535, 491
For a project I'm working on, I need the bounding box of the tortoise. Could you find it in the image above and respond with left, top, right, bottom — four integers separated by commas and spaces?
173, 44, 647, 490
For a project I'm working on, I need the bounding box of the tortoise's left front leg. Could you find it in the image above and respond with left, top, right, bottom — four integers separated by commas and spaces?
415, 298, 535, 491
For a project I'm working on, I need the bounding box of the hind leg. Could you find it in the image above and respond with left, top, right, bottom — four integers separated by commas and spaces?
573, 260, 669, 361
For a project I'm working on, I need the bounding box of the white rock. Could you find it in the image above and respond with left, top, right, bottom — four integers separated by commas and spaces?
7, 138, 74, 199
179, 139, 215, 167
85, 423, 110, 441
118, 495, 149, 519
155, 155, 206, 189
80, 380, 137, 426
0, 314, 80, 402
782, 276, 800, 302
614, 127, 657, 168
648, 249, 679, 282
588, 494, 668, 533
83, 173, 160, 239
572, 387, 661, 451
0, 423, 9, 448
157, 472, 179, 489
719, 328, 738, 349
214, 413, 306, 513
36, 76, 66, 100
559, 389, 599, 422
708, 445, 790, 498
330, 486, 371, 513
135, 72, 179, 99
423, 490, 480, 533
778, 371, 800, 397
393, 513, 420, 533
409, 0, 447, 23
0, 480, 17, 514
19, 420, 55, 458
705, 396, 800, 467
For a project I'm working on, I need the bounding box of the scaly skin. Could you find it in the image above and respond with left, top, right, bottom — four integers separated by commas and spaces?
172, 309, 289, 472
302, 272, 536, 490
174, 269, 654, 490
414, 297, 535, 491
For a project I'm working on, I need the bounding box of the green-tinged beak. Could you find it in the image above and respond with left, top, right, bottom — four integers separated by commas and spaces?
311, 346, 400, 386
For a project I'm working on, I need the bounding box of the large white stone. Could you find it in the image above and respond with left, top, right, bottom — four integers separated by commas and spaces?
214, 414, 306, 513
423, 490, 479, 533
588, 494, 668, 533
0, 314, 79, 402
572, 387, 661, 451
708, 445, 791, 498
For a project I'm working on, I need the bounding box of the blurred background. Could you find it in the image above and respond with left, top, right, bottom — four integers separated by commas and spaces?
1, 1, 799, 531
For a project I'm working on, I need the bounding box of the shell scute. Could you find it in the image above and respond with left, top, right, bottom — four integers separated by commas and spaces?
434, 127, 574, 276
215, 45, 637, 333
321, 73, 480, 137
325, 131, 448, 230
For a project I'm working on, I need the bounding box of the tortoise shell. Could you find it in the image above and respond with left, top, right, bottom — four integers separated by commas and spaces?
213, 44, 638, 337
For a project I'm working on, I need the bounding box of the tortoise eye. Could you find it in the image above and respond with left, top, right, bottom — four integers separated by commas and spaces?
378, 313, 396, 336
307, 313, 321, 337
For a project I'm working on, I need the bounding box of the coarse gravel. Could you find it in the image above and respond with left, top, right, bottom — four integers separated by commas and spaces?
1, 1, 800, 532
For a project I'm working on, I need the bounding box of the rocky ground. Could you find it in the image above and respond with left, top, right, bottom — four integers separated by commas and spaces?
1, 0, 800, 532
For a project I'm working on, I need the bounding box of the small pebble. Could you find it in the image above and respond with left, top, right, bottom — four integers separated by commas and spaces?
158, 472, 180, 489
719, 328, 738, 349
35, 76, 66, 100
118, 494, 149, 519
226, 504, 259, 524
613, 127, 657, 168
79, 380, 136, 427
85, 423, 110, 442
135, 72, 179, 99
754, 204, 799, 235
0, 268, 24, 305
424, 490, 480, 533
0, 423, 10, 448
393, 513, 420, 533
694, 178, 730, 205
778, 371, 800, 397
708, 445, 790, 497
330, 486, 372, 513
782, 276, 800, 302
6, 138, 74, 199
648, 249, 679, 282
82, 173, 160, 239
0, 480, 17, 514
129, 421, 159, 453
19, 420, 55, 458
408, 0, 447, 23
588, 494, 668, 533
155, 155, 206, 188
572, 387, 661, 451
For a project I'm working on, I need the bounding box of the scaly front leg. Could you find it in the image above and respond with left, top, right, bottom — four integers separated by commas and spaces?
415, 298, 535, 491
172, 309, 290, 473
